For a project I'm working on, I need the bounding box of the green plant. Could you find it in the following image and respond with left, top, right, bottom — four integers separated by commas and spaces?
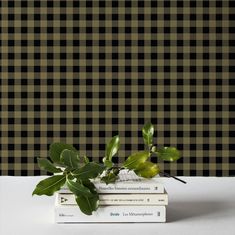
32, 122, 182, 215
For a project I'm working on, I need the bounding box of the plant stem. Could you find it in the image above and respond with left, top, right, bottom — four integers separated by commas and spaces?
160, 171, 187, 184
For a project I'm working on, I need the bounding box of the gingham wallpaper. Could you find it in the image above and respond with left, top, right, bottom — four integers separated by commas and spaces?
0, 1, 234, 176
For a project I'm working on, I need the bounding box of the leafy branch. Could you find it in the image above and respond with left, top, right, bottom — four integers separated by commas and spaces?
32, 122, 183, 215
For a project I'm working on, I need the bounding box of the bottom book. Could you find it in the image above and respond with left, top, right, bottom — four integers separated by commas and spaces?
55, 203, 166, 223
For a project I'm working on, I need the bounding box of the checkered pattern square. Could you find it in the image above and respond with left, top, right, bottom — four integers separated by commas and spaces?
0, 0, 234, 176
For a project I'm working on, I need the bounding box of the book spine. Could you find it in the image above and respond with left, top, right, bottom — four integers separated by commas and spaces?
55, 205, 166, 223
95, 182, 165, 194
58, 193, 168, 206
60, 182, 164, 194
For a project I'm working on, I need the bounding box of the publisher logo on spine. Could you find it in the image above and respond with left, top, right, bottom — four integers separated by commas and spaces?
110, 212, 120, 216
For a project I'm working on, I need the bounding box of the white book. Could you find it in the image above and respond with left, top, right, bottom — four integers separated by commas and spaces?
60, 170, 165, 194
57, 192, 168, 206
55, 203, 166, 223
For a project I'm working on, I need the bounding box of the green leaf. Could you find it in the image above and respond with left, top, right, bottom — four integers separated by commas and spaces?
32, 175, 66, 196
82, 180, 98, 195
83, 155, 90, 164
49, 142, 77, 164
134, 162, 160, 178
66, 178, 93, 197
103, 159, 113, 168
105, 135, 120, 161
73, 180, 99, 215
72, 162, 105, 180
123, 151, 150, 170
60, 149, 80, 169
75, 194, 99, 215
37, 158, 62, 173
101, 172, 118, 184
157, 146, 181, 162
142, 122, 154, 147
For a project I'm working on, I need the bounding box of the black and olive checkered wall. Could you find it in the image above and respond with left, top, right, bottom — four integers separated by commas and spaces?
0, 1, 234, 176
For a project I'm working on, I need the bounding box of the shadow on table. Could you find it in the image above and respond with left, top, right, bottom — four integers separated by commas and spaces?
167, 200, 229, 222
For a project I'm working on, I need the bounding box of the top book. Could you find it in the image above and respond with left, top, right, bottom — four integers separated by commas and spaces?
60, 170, 165, 194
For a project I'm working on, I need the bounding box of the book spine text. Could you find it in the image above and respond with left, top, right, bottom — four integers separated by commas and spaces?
60, 182, 164, 194
55, 205, 166, 223
58, 193, 168, 205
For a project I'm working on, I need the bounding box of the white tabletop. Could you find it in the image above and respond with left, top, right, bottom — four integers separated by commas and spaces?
0, 176, 235, 235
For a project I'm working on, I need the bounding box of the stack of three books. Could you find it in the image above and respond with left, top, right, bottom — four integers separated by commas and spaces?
55, 171, 167, 223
